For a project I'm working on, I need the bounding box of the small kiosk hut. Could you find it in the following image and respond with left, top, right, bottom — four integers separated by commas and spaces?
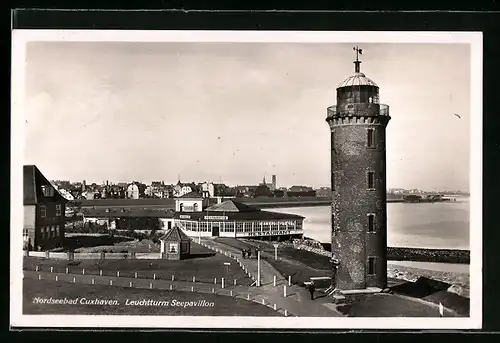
159, 226, 191, 260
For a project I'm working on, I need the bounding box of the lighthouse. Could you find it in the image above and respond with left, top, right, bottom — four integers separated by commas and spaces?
326, 47, 391, 290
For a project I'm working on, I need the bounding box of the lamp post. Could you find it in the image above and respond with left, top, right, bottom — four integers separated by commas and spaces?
257, 249, 261, 287
273, 243, 279, 261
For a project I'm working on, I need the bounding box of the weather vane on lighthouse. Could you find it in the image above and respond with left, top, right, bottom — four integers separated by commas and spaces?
353, 46, 363, 73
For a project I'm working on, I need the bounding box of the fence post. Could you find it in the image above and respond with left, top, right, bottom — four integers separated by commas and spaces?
99, 270, 102, 276
262, 299, 265, 305
92, 279, 95, 285
35, 265, 39, 272
212, 288, 215, 294
38, 274, 41, 280
222, 277, 225, 289
110, 280, 113, 286
65, 267, 68, 274
273, 275, 276, 287
117, 271, 120, 277
193, 276, 196, 283
214, 278, 217, 284
73, 277, 76, 283
55, 275, 58, 281
234, 279, 237, 286
129, 281, 133, 287
150, 283, 153, 289
82, 268, 85, 275
288, 275, 291, 286
191, 286, 194, 292
274, 304, 277, 310
284, 285, 287, 298
230, 290, 233, 296
170, 285, 173, 290
172, 275, 175, 281
153, 273, 156, 280
247, 294, 250, 300
285, 309, 288, 317
135, 272, 138, 278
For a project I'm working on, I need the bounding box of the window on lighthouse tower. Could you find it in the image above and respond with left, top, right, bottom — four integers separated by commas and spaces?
368, 257, 376, 275
367, 129, 375, 148
367, 213, 375, 232
367, 172, 375, 190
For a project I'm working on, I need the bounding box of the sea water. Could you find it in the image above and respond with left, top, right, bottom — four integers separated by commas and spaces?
271, 197, 470, 273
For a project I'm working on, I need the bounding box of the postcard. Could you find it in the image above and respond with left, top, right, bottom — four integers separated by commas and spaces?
10, 29, 482, 329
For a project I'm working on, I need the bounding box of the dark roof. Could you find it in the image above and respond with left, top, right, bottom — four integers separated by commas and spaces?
159, 226, 190, 241
179, 191, 202, 198
288, 186, 314, 192
75, 198, 175, 207
173, 210, 304, 221
205, 200, 260, 213
82, 207, 175, 218
24, 165, 67, 205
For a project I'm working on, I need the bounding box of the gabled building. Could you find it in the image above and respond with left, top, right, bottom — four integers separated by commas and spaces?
24, 165, 67, 251
127, 182, 140, 199
173, 199, 304, 241
173, 181, 197, 198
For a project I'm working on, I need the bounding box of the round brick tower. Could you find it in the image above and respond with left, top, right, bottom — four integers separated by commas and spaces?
326, 47, 391, 290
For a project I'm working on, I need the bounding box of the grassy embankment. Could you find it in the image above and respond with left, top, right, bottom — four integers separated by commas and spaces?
214, 238, 470, 295
23, 279, 280, 316
24, 242, 252, 286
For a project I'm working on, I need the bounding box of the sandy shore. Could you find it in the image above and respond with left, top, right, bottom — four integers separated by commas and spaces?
387, 263, 470, 298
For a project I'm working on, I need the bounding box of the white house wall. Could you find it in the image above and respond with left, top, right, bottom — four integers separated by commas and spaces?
175, 199, 203, 212
24, 205, 36, 229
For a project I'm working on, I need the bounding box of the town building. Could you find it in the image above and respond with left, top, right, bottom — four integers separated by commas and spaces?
23, 165, 67, 251
315, 187, 332, 198
173, 196, 304, 240
286, 186, 316, 197
127, 182, 141, 199
326, 47, 391, 290
81, 207, 175, 232
173, 181, 198, 197
78, 194, 304, 241
159, 226, 191, 260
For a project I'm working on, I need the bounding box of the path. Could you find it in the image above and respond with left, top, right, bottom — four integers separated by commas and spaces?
199, 238, 343, 317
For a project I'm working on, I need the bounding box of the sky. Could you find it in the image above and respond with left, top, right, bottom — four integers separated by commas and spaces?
22, 41, 471, 191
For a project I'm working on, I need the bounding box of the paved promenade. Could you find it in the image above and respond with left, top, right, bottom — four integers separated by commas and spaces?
199, 238, 342, 317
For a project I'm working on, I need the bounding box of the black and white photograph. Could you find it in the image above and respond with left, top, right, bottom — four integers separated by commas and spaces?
10, 30, 482, 329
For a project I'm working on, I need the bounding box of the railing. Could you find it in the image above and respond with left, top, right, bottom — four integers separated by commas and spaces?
327, 103, 390, 118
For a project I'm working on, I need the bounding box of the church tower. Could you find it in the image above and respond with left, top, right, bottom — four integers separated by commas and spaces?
326, 47, 391, 290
